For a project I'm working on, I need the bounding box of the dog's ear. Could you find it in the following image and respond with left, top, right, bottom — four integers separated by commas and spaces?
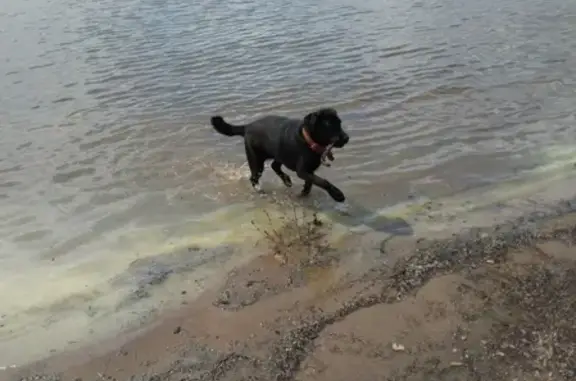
303, 111, 318, 127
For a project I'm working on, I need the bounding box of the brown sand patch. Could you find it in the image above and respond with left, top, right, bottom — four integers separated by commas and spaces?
297, 242, 576, 381
297, 274, 482, 381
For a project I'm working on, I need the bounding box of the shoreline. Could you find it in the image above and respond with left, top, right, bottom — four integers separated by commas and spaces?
7, 202, 576, 381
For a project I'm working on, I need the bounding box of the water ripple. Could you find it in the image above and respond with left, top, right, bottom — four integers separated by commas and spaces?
2, 0, 576, 362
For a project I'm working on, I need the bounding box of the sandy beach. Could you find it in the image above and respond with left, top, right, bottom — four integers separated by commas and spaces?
6, 202, 576, 381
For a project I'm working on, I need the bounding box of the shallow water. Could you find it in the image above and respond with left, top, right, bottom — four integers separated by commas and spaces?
1, 0, 576, 366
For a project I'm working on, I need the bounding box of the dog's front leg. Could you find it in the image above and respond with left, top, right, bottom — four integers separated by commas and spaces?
300, 180, 312, 197
296, 165, 345, 202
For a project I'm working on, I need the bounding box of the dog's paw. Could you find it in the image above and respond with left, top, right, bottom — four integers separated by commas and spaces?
329, 187, 346, 203
253, 183, 265, 194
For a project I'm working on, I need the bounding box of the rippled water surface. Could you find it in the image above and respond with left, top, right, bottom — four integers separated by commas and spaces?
2, 0, 576, 366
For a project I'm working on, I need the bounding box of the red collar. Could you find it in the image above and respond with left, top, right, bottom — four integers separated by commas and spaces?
302, 127, 326, 154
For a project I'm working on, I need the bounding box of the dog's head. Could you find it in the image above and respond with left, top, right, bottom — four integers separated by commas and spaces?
303, 108, 349, 148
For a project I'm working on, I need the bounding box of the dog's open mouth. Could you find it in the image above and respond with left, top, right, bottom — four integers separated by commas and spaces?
321, 143, 335, 167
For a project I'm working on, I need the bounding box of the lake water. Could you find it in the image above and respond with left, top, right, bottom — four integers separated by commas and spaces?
1, 0, 576, 367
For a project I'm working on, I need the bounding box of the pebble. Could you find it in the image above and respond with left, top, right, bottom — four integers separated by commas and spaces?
392, 342, 405, 351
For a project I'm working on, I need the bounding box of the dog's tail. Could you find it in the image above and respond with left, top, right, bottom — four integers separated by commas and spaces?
210, 116, 245, 137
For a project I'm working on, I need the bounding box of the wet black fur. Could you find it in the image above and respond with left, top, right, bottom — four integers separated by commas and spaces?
210, 108, 349, 202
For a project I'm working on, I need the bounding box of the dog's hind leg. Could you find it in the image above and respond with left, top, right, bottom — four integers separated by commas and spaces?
271, 161, 292, 187
245, 143, 266, 192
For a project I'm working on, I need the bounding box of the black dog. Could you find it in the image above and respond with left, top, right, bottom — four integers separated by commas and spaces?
210, 108, 349, 202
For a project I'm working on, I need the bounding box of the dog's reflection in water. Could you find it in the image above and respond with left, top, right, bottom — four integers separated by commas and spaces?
317, 199, 413, 236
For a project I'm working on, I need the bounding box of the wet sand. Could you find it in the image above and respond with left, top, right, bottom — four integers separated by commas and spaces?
7, 206, 576, 381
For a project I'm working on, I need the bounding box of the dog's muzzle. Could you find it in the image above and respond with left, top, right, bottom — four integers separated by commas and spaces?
322, 132, 348, 167
333, 132, 349, 148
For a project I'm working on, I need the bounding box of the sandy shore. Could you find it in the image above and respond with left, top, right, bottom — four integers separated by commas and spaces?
6, 206, 576, 381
